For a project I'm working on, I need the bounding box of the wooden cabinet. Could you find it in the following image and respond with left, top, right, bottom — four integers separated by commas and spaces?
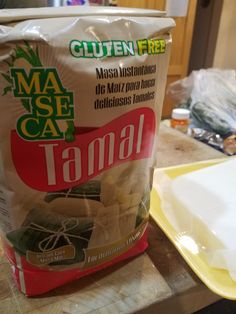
118, 0, 197, 118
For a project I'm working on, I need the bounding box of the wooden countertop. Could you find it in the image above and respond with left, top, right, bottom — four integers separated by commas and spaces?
0, 125, 225, 314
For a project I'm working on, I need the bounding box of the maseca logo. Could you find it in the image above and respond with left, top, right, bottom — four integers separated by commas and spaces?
11, 68, 74, 141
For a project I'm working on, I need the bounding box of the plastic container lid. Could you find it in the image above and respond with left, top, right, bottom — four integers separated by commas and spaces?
171, 108, 190, 120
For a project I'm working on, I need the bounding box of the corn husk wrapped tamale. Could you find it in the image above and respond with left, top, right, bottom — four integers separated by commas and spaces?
45, 181, 101, 203
7, 208, 93, 266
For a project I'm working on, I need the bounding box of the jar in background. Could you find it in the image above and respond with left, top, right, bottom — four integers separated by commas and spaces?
171, 108, 190, 133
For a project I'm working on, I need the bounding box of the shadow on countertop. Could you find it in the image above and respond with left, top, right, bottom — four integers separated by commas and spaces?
195, 299, 236, 314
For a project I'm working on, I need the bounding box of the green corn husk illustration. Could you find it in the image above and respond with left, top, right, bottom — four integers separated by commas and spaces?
1, 55, 16, 95
1, 41, 43, 97
45, 180, 101, 203
14, 41, 43, 67
6, 208, 94, 266
1, 72, 13, 95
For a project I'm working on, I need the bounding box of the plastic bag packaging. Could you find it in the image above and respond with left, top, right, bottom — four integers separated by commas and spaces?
167, 69, 236, 137
0, 6, 174, 296
153, 158, 236, 284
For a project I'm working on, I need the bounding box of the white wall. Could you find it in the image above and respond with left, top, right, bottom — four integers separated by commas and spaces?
213, 0, 236, 69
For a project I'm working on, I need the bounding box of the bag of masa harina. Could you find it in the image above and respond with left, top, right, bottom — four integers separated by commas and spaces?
0, 6, 174, 295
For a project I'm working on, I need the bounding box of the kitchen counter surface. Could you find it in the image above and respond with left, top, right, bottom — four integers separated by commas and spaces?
0, 125, 225, 314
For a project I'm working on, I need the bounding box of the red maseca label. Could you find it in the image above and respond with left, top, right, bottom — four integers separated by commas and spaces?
11, 108, 155, 191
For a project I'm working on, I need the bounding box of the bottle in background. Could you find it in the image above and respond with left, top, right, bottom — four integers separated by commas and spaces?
171, 108, 190, 134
